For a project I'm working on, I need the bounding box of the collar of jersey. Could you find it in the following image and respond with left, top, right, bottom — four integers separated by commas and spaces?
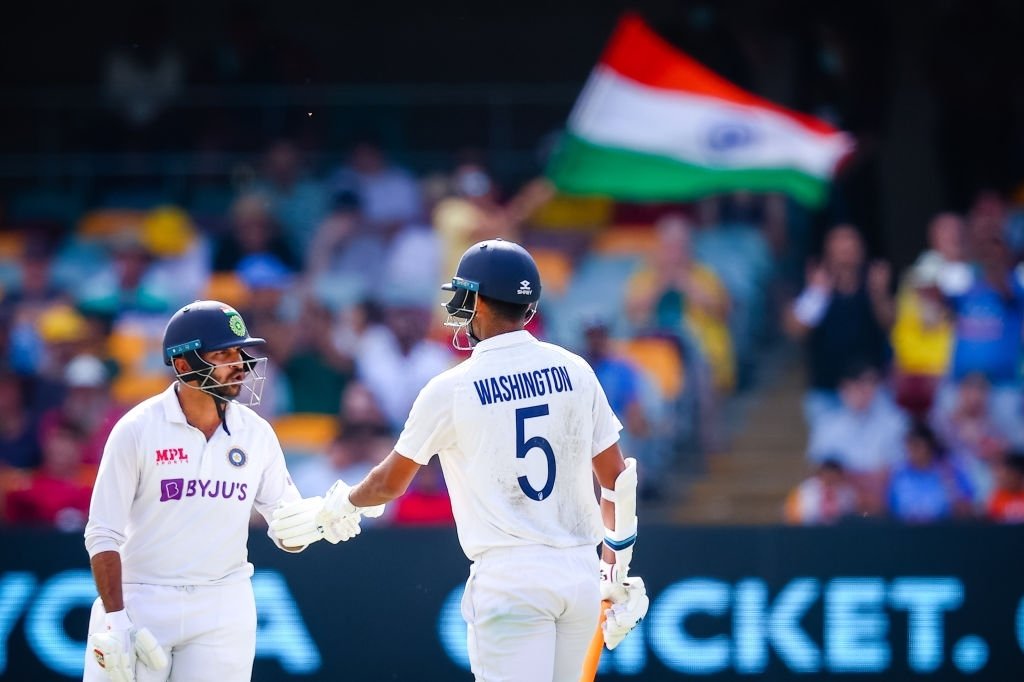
471, 329, 536, 356
160, 382, 235, 431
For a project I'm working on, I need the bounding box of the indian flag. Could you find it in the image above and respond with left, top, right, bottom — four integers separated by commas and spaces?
547, 13, 854, 206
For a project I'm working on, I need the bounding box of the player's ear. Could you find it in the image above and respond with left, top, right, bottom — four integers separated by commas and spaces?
171, 356, 190, 375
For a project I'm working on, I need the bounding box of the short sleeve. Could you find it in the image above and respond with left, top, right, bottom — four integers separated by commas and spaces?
253, 421, 303, 524
394, 374, 458, 465
591, 372, 623, 457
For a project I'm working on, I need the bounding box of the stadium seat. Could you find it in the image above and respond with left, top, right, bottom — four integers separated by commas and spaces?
615, 337, 685, 399
593, 225, 659, 256
77, 210, 146, 239
202, 273, 251, 310
112, 373, 170, 406
272, 413, 339, 456
530, 247, 573, 297
0, 231, 25, 260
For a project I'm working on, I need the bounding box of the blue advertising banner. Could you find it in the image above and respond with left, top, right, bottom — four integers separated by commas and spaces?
1, 524, 1022, 680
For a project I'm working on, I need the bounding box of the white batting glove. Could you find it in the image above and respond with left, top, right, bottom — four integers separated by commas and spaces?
322, 479, 386, 519
599, 563, 649, 650
88, 609, 167, 682
271, 496, 359, 547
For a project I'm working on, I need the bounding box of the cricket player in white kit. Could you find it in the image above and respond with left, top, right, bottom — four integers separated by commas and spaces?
273, 239, 649, 681
82, 300, 347, 682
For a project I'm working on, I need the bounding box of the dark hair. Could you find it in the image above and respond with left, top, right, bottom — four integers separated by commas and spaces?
819, 458, 845, 473
839, 358, 879, 384
907, 421, 944, 457
480, 294, 531, 323
1005, 453, 1024, 476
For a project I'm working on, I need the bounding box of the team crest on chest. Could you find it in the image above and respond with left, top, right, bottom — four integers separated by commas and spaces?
227, 447, 248, 467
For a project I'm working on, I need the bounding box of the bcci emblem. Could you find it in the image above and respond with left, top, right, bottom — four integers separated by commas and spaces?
227, 447, 247, 467
228, 313, 247, 337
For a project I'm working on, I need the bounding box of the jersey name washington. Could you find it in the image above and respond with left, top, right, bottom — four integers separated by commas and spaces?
472, 365, 573, 405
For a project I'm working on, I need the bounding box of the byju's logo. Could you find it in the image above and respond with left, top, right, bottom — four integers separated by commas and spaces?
159, 478, 248, 502
160, 479, 184, 501
155, 448, 188, 465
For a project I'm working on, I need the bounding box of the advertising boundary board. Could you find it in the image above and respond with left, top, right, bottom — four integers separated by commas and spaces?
0, 524, 1021, 680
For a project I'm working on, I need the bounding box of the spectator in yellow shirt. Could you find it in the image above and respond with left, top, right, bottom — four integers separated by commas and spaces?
626, 214, 735, 393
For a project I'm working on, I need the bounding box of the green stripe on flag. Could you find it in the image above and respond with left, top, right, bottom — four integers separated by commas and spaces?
546, 133, 830, 206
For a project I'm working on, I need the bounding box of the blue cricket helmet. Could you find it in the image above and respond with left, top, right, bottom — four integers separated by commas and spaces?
162, 300, 265, 366
442, 238, 541, 314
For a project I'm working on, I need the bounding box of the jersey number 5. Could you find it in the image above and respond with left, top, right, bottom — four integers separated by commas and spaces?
515, 404, 556, 501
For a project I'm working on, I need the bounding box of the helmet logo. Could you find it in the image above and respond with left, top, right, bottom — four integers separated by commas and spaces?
228, 313, 247, 337
517, 280, 533, 295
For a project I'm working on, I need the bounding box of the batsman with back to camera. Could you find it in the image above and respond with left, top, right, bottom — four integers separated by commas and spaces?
273, 238, 650, 682
82, 301, 351, 682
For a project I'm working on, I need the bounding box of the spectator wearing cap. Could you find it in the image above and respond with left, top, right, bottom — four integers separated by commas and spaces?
0, 372, 41, 469
887, 422, 973, 523
4, 418, 93, 530
27, 304, 95, 412
212, 191, 300, 272
987, 453, 1024, 523
580, 318, 661, 491
807, 362, 909, 514
234, 253, 296, 420
37, 354, 125, 466
784, 459, 859, 525
785, 225, 894, 424
137, 206, 210, 307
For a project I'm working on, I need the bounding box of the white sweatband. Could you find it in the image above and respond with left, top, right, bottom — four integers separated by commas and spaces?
600, 487, 616, 502
105, 609, 132, 631
792, 286, 830, 326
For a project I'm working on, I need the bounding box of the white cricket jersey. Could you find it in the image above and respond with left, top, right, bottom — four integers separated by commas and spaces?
84, 383, 302, 585
395, 330, 622, 560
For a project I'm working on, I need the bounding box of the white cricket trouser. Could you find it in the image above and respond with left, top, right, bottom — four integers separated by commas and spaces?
83, 580, 256, 682
462, 544, 601, 682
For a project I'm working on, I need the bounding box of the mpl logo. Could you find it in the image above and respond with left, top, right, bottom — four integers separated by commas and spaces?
155, 448, 188, 465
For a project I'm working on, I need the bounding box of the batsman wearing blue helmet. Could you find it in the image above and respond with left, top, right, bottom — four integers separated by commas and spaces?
273, 239, 649, 681
82, 301, 350, 682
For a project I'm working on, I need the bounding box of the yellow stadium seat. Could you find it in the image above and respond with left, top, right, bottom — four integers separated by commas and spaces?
593, 225, 659, 256
273, 413, 339, 455
530, 248, 573, 296
615, 337, 685, 399
77, 210, 146, 239
112, 373, 170, 406
108, 332, 151, 370
0, 231, 25, 260
203, 273, 251, 310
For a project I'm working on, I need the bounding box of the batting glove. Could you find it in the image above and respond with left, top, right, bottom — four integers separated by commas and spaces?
599, 562, 649, 650
88, 609, 167, 682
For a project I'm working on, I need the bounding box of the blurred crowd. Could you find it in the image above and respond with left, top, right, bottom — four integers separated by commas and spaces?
785, 194, 1024, 525
0, 136, 784, 531
3, 137, 1024, 532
